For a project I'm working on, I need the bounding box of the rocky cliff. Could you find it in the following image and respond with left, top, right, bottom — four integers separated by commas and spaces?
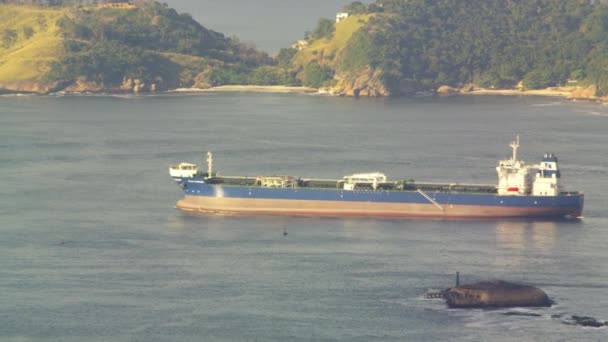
0, 78, 173, 95
328, 67, 389, 97
0, 81, 68, 95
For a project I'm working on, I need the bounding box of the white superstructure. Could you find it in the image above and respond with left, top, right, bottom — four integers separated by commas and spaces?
496, 136, 562, 196
169, 162, 198, 178
341, 172, 387, 190
169, 151, 214, 179
531, 154, 562, 196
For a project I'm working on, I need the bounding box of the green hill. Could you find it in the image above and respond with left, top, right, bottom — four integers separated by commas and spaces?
292, 14, 372, 69
6, 1, 608, 97
0, 2, 282, 93
286, 0, 608, 97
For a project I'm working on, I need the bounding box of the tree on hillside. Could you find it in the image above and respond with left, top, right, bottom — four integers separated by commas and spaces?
23, 26, 35, 40
344, 1, 368, 14
586, 44, 608, 96
36, 15, 48, 32
303, 61, 333, 87
522, 70, 553, 89
313, 18, 335, 40
1, 29, 17, 49
276, 47, 297, 68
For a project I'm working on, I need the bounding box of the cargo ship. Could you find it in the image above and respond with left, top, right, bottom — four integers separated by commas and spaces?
169, 137, 583, 219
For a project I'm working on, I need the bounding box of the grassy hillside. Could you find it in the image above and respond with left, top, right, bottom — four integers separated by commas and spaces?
293, 14, 372, 71
0, 5, 67, 81
0, 2, 280, 91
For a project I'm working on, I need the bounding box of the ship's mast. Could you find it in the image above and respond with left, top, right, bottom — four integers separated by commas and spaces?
206, 151, 213, 175
510, 135, 520, 161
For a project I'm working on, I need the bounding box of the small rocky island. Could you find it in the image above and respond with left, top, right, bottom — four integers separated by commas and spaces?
562, 315, 607, 328
427, 278, 607, 329
428, 280, 551, 308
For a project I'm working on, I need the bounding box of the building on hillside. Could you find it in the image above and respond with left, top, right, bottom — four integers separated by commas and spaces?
566, 79, 579, 86
336, 12, 349, 23
99, 0, 136, 8
291, 40, 309, 51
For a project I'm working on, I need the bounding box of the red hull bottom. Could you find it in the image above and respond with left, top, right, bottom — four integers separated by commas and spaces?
176, 196, 581, 219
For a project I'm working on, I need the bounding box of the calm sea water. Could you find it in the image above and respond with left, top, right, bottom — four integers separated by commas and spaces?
1, 93, 607, 341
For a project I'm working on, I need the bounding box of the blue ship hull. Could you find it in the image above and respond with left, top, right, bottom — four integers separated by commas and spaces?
173, 178, 584, 219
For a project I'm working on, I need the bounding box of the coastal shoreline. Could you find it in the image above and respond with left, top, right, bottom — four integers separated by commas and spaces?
187, 84, 605, 103
464, 88, 573, 98
1, 84, 321, 96
454, 85, 606, 103
172, 85, 320, 94
3, 82, 607, 104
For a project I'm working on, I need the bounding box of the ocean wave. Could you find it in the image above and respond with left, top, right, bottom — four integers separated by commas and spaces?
530, 102, 565, 107
574, 109, 608, 117
0, 93, 35, 97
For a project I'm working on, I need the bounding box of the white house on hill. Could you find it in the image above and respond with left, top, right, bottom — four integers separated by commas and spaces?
336, 12, 349, 23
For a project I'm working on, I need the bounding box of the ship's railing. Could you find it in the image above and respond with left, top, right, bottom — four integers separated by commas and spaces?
413, 182, 497, 194
211, 176, 257, 186
208, 176, 499, 194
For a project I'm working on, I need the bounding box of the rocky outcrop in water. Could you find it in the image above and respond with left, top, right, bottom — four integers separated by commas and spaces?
436, 85, 459, 95
427, 280, 606, 329
567, 84, 608, 102
0, 77, 167, 95
0, 81, 70, 95
440, 280, 551, 308
563, 315, 607, 328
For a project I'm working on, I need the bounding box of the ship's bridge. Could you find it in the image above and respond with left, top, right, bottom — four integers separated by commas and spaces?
169, 163, 198, 178
532, 153, 562, 196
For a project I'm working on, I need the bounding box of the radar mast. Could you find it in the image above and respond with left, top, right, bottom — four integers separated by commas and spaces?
206, 151, 213, 176
510, 135, 520, 161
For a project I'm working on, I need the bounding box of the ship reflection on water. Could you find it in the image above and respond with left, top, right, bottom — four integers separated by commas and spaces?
493, 219, 581, 269
495, 220, 557, 251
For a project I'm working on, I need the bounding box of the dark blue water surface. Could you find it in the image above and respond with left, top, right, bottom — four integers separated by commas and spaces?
1, 93, 607, 341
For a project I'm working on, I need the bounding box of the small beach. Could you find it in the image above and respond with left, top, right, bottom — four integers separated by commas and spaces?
462, 85, 608, 103
466, 87, 574, 98
173, 85, 319, 94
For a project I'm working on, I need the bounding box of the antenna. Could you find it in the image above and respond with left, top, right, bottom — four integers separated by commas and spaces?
509, 135, 520, 161
206, 151, 213, 176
